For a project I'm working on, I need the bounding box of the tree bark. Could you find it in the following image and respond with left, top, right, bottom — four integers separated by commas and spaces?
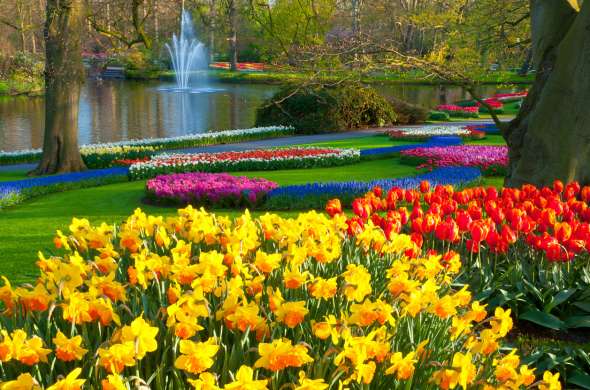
33, 0, 87, 175
504, 0, 584, 187
229, 0, 238, 71
209, 0, 216, 63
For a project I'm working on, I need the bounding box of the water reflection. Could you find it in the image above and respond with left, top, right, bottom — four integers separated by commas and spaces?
0, 80, 524, 152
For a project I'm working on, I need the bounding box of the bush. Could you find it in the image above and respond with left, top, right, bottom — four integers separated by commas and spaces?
428, 111, 451, 121
387, 97, 428, 124
256, 84, 397, 133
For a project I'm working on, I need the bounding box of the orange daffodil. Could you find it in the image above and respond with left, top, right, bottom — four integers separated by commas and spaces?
254, 339, 313, 372
0, 206, 561, 388
53, 332, 87, 362
175, 338, 219, 374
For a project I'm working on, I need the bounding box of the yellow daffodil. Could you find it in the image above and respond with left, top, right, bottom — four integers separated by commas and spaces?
120, 316, 158, 359
53, 331, 87, 362
175, 338, 219, 374
224, 366, 268, 390
46, 368, 85, 390
0, 373, 41, 390
255, 338, 313, 372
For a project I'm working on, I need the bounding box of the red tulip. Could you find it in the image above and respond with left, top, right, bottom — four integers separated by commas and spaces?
501, 225, 518, 244
325, 199, 342, 217
420, 180, 430, 193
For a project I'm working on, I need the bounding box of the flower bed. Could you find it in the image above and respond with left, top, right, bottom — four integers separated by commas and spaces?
265, 167, 481, 210
81, 145, 155, 169
328, 180, 590, 386
0, 126, 294, 165
387, 126, 485, 141
332, 181, 590, 329
146, 173, 278, 208
494, 91, 527, 102
400, 145, 508, 175
477, 98, 504, 114
435, 105, 480, 118
0, 207, 559, 388
129, 147, 360, 180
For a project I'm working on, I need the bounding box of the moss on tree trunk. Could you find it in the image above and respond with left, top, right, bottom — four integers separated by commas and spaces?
33, 0, 86, 175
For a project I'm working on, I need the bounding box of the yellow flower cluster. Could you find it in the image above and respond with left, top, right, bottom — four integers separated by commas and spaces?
0, 207, 561, 389
80, 145, 155, 156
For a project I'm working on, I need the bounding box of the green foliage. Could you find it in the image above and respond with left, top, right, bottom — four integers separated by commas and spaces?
248, 0, 336, 62
256, 84, 397, 133
428, 111, 451, 121
387, 97, 429, 124
512, 335, 590, 389
0, 52, 44, 95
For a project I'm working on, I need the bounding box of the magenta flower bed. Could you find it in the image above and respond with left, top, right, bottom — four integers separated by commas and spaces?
400, 145, 508, 175
146, 172, 278, 208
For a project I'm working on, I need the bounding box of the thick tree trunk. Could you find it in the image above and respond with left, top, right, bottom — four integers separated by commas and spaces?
33, 0, 87, 175
229, 0, 238, 71
504, 0, 585, 187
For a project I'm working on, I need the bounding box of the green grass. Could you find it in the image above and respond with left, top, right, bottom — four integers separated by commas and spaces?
298, 135, 417, 150
0, 170, 28, 181
234, 157, 416, 185
207, 69, 534, 86
465, 135, 507, 146
0, 157, 416, 282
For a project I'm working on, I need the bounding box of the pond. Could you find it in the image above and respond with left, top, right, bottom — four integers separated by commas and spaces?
0, 79, 524, 152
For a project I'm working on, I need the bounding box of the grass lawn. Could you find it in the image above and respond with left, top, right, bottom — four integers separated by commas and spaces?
0, 157, 417, 282
299, 135, 417, 149
466, 134, 507, 146
0, 170, 28, 181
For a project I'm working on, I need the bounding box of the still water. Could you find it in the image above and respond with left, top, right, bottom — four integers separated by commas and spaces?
0, 80, 522, 152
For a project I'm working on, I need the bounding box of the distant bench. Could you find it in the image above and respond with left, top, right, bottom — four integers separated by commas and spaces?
101, 66, 126, 79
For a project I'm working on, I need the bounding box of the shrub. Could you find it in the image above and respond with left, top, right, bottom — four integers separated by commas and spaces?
255, 84, 397, 133
428, 111, 450, 121
387, 97, 428, 124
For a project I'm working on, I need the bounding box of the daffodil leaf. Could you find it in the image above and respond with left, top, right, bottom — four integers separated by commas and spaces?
519, 309, 564, 330
569, 371, 590, 390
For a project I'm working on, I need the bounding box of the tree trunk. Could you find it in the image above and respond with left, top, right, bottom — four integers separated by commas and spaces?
229, 0, 238, 71
33, 0, 87, 175
504, 0, 586, 187
209, 0, 216, 63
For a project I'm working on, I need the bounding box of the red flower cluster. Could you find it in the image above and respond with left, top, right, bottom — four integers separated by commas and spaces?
476, 98, 503, 110
113, 157, 151, 166
328, 180, 590, 262
493, 92, 527, 101
436, 105, 480, 113
149, 148, 347, 166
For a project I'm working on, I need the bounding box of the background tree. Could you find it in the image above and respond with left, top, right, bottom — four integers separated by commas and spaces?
34, 0, 87, 175
228, 0, 239, 70
247, 0, 336, 65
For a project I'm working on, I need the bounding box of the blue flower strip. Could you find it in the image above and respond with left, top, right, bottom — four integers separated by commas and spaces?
0, 167, 129, 200
267, 166, 482, 201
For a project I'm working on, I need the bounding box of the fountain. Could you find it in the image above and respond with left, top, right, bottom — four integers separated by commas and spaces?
162, 9, 222, 93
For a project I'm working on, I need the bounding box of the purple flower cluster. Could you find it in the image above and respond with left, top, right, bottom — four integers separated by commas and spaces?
146, 172, 278, 208
401, 145, 508, 170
